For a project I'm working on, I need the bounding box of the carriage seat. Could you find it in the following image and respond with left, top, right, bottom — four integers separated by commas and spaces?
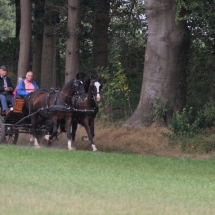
13, 98, 24, 113
0, 98, 24, 115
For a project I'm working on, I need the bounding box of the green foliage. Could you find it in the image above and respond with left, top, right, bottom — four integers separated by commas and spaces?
0, 37, 19, 85
176, 0, 215, 126
171, 100, 215, 138
186, 44, 215, 110
171, 107, 200, 138
0, 0, 15, 40
152, 98, 169, 122
164, 101, 215, 153
98, 55, 131, 121
109, 0, 146, 72
202, 99, 215, 125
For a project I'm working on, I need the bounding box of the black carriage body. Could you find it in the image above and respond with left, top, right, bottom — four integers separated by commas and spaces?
0, 99, 52, 145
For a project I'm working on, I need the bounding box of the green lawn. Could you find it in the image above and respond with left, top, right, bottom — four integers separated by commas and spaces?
0, 145, 215, 215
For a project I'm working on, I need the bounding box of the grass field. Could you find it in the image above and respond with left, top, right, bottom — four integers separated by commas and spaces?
0, 144, 215, 215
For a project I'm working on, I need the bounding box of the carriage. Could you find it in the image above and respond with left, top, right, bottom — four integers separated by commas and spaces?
0, 98, 52, 145
0, 74, 102, 151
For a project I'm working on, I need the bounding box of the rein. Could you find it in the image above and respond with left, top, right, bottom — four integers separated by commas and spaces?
45, 79, 86, 110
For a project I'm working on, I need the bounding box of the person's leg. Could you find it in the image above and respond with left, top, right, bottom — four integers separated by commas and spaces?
0, 94, 8, 111
6, 94, 15, 107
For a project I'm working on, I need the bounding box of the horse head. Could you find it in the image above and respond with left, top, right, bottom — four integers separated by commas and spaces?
85, 75, 102, 102
73, 78, 86, 100
62, 73, 86, 104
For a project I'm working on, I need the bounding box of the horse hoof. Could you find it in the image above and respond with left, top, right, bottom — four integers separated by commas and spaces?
34, 145, 41, 149
82, 136, 89, 141
68, 147, 76, 151
44, 135, 52, 142
29, 137, 34, 143
92, 144, 97, 152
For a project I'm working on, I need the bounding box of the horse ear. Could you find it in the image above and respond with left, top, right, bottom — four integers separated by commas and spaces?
76, 73, 80, 80
80, 73, 85, 80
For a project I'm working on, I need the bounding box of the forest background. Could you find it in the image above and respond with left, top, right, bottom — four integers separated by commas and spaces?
1, 0, 215, 153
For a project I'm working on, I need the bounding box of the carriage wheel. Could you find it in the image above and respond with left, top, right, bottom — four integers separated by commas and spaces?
0, 116, 5, 143
5, 133, 19, 145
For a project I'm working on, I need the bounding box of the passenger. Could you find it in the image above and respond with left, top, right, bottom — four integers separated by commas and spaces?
16, 71, 39, 98
13, 76, 24, 98
0, 65, 15, 115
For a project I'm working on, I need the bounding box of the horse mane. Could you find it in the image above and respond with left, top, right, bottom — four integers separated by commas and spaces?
84, 74, 99, 92
62, 73, 85, 92
84, 77, 91, 92
61, 78, 75, 92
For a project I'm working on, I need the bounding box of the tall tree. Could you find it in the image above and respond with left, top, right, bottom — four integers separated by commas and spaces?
65, 0, 81, 82
15, 0, 21, 38
32, 0, 45, 84
124, 0, 189, 127
17, 0, 32, 79
92, 0, 110, 69
40, 0, 58, 89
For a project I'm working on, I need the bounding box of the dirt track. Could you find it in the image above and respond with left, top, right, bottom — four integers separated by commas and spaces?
15, 123, 213, 159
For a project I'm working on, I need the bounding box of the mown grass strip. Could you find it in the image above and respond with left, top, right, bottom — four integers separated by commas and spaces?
0, 145, 215, 215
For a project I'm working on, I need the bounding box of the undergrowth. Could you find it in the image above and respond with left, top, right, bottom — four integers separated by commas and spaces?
162, 101, 215, 154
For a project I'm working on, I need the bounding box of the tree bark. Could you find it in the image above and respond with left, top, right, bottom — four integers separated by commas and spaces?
32, 0, 45, 85
65, 0, 81, 82
17, 0, 32, 79
15, 0, 21, 38
124, 0, 189, 128
93, 0, 110, 69
40, 0, 58, 89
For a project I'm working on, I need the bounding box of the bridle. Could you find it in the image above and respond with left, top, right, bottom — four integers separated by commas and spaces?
73, 79, 86, 97
90, 80, 101, 100
45, 79, 86, 109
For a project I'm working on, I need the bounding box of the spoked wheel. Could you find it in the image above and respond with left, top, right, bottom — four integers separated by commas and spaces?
5, 133, 19, 145
0, 116, 5, 143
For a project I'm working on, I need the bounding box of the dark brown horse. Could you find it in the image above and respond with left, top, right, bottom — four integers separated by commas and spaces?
22, 74, 86, 150
71, 75, 102, 151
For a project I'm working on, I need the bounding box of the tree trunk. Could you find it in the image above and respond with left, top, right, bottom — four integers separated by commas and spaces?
40, 0, 57, 89
40, 25, 57, 89
65, 0, 81, 82
32, 0, 45, 85
93, 0, 110, 69
15, 0, 21, 38
124, 0, 189, 128
17, 0, 32, 79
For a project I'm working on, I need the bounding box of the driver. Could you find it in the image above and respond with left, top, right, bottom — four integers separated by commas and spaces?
0, 65, 14, 115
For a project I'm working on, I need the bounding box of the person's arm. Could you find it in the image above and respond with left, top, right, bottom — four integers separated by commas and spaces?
33, 81, 39, 90
6, 77, 14, 90
17, 81, 28, 97
0, 79, 5, 92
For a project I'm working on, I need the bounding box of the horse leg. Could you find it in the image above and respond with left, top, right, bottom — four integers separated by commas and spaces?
65, 116, 74, 150
44, 116, 58, 142
83, 117, 97, 152
31, 116, 40, 148
89, 117, 95, 138
71, 121, 78, 150
81, 116, 94, 141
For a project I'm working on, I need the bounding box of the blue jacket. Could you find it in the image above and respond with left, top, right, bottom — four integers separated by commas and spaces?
17, 79, 39, 97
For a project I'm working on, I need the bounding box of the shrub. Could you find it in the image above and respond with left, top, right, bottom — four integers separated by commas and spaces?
171, 107, 200, 138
